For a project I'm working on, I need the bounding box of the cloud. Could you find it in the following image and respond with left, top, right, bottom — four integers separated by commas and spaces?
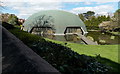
71, 5, 114, 15
1, 0, 120, 2
3, 2, 63, 19
90, 0, 119, 2
1, 0, 118, 19
1, 0, 84, 2
84, 2, 92, 5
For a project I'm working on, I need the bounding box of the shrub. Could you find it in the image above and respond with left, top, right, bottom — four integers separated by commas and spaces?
8, 28, 112, 73
9, 28, 45, 45
30, 41, 112, 73
2, 22, 14, 29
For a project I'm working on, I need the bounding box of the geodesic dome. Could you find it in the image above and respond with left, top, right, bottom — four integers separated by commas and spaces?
23, 10, 87, 35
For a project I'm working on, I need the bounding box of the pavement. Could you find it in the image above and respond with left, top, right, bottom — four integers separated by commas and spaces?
2, 25, 60, 73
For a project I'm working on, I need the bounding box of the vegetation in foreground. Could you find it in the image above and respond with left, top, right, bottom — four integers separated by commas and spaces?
3, 22, 118, 73
45, 38, 120, 72
45, 38, 119, 63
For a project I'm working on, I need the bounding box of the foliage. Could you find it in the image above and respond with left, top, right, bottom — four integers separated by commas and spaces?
8, 27, 113, 73
78, 11, 95, 22
32, 15, 55, 31
78, 11, 112, 30
114, 9, 120, 19
86, 11, 95, 16
98, 9, 120, 32
113, 9, 120, 27
78, 14, 85, 22
45, 38, 120, 72
31, 41, 112, 73
95, 56, 120, 72
84, 15, 111, 30
83, 11, 95, 19
8, 14, 18, 25
1, 13, 19, 26
2, 22, 14, 29
9, 28, 45, 45
45, 38, 119, 63
3, 15, 118, 73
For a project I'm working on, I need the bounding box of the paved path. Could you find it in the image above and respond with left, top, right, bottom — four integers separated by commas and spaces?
77, 33, 98, 45
2, 25, 60, 73
65, 33, 98, 45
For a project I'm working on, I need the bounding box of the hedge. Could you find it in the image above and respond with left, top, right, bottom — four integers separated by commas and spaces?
3, 22, 112, 73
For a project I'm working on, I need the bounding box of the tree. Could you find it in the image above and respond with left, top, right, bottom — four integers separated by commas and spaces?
78, 14, 85, 22
8, 14, 18, 25
86, 11, 95, 16
32, 15, 55, 30
114, 9, 120, 21
106, 15, 111, 21
78, 11, 113, 30
113, 9, 120, 29
84, 15, 112, 30
83, 11, 95, 19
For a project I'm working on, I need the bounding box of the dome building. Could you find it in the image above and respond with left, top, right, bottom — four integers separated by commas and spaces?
23, 10, 88, 35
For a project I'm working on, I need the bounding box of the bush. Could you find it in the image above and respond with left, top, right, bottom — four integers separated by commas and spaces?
2, 22, 14, 29
9, 28, 112, 73
30, 41, 112, 73
9, 28, 45, 45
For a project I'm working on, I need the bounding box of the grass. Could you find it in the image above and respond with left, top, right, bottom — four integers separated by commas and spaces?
9, 28, 120, 72
3, 22, 119, 72
45, 38, 120, 72
9, 28, 115, 73
110, 32, 120, 35
45, 38, 119, 64
6, 25, 119, 72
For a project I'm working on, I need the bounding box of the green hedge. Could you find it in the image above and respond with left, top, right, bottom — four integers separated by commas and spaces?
8, 28, 112, 73
2, 22, 112, 73
2, 22, 14, 29
9, 29, 45, 45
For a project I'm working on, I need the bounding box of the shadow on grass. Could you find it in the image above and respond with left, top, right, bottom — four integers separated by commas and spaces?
94, 55, 120, 72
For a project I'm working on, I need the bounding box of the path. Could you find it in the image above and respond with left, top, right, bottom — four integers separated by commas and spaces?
77, 33, 98, 45
2, 25, 60, 73
65, 33, 98, 45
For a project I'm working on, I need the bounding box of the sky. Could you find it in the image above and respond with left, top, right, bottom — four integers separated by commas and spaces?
1, 0, 119, 19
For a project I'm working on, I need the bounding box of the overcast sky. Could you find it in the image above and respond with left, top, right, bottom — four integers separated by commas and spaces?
1, 0, 119, 19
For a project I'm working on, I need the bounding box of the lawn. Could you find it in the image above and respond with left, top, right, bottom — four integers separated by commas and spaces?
8, 27, 119, 72
9, 28, 115, 73
45, 38, 119, 63
3, 21, 119, 72
45, 38, 120, 72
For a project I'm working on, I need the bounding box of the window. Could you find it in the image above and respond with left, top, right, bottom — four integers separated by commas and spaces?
64, 27, 83, 34
31, 27, 54, 35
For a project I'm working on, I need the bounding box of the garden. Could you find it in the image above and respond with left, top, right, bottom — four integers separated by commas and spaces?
2, 22, 120, 73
